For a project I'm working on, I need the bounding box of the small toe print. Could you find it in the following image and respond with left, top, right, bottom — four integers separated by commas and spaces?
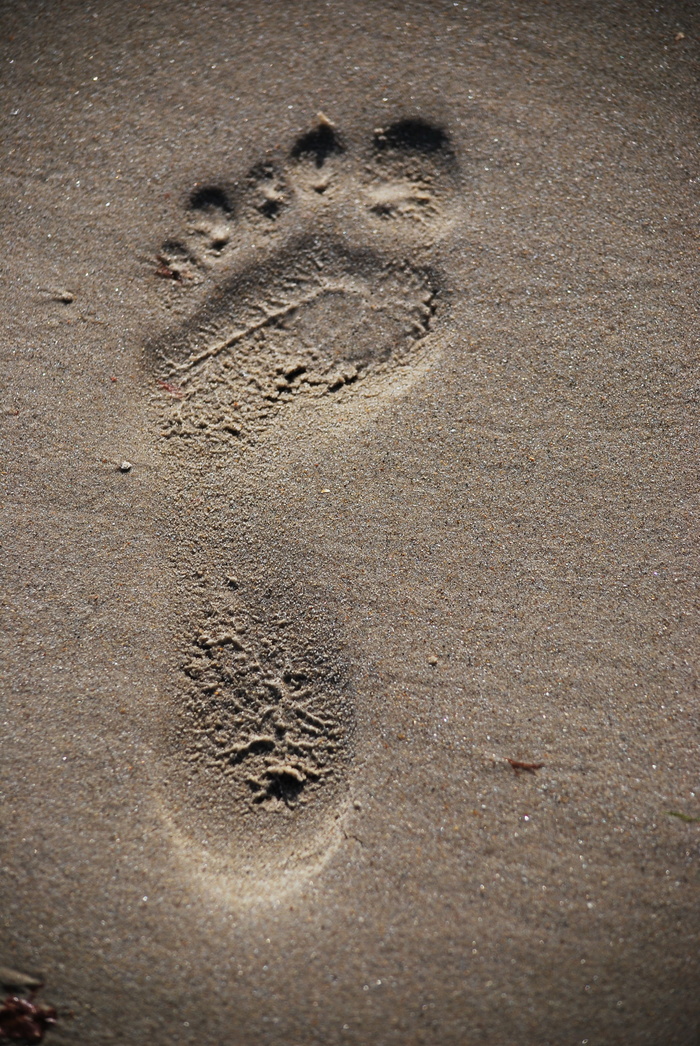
188, 185, 233, 214
246, 162, 288, 220
290, 113, 345, 167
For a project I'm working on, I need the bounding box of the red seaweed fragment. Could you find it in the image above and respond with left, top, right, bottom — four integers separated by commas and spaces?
0, 993, 57, 1044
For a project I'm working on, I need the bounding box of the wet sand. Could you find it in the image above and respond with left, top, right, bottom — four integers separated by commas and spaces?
1, 1, 699, 1043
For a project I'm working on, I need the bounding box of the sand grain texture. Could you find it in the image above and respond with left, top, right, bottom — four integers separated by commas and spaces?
1, 1, 699, 1043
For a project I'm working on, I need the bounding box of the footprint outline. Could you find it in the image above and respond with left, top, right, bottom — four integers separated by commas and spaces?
149, 115, 458, 886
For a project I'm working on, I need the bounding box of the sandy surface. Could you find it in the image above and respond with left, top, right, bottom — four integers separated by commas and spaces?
1, 1, 699, 1043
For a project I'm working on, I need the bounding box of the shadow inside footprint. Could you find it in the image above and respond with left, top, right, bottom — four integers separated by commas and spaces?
150, 235, 440, 449
155, 576, 353, 889
290, 118, 345, 167
189, 184, 233, 214
374, 117, 451, 155
181, 598, 349, 809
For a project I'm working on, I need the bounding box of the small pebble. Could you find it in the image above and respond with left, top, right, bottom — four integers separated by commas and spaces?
119, 460, 133, 472
52, 288, 74, 304
427, 655, 438, 666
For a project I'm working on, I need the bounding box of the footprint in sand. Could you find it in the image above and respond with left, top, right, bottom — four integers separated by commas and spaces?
147, 116, 458, 885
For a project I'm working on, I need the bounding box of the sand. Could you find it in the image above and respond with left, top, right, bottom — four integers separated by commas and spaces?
1, 0, 699, 1042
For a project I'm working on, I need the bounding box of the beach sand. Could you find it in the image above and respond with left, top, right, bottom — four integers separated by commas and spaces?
1, 1, 698, 1042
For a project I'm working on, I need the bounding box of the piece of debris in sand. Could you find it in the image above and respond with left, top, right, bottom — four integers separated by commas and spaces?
0, 991, 58, 1044
506, 758, 545, 774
